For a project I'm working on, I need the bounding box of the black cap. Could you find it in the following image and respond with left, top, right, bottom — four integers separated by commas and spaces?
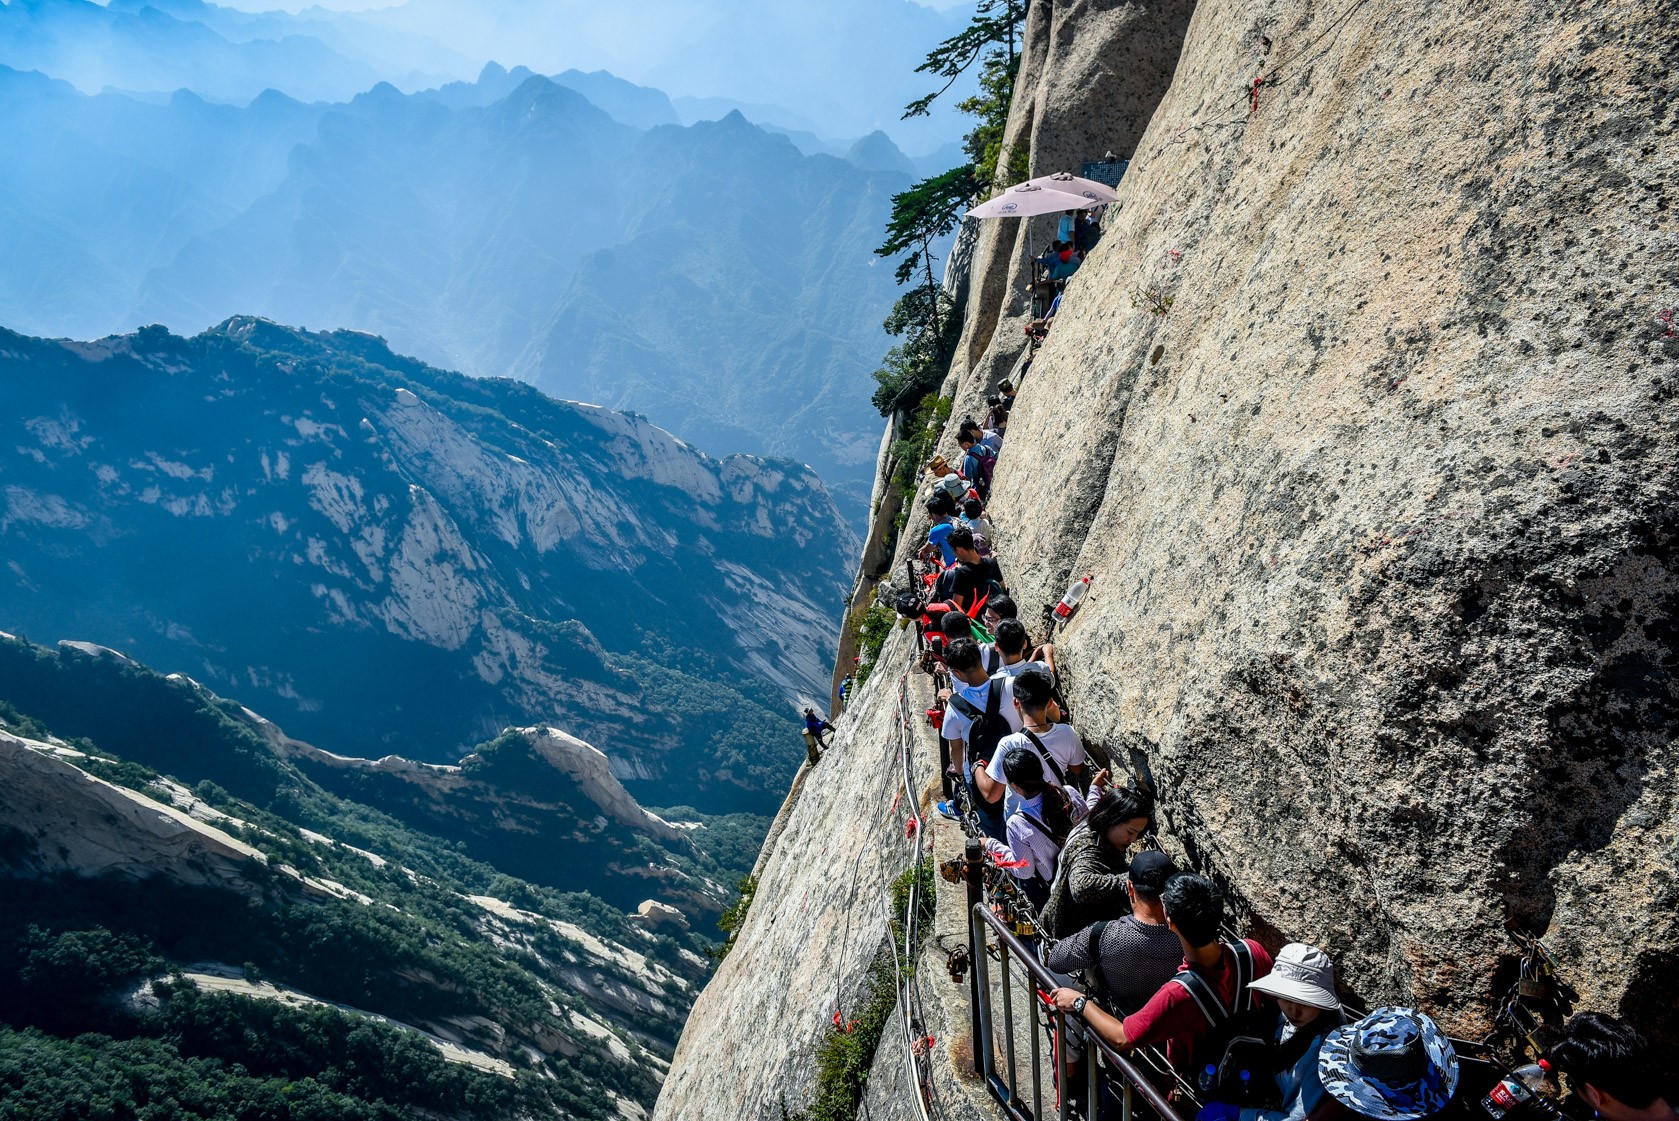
1128, 850, 1176, 896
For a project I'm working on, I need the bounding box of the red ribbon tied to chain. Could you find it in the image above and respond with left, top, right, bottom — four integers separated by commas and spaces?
991, 851, 1030, 869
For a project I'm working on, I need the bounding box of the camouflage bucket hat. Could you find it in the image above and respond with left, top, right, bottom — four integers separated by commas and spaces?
1319, 1007, 1460, 1121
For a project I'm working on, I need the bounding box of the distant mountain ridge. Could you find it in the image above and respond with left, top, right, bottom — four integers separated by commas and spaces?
0, 318, 853, 808
0, 61, 912, 505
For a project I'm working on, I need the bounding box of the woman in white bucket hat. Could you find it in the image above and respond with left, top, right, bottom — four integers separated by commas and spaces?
1197, 943, 1347, 1121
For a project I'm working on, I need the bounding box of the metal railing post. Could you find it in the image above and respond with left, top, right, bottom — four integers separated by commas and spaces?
1027, 973, 1041, 1116
964, 838, 987, 1081
1000, 935, 1018, 1094
1087, 1036, 1099, 1120
1057, 1007, 1071, 1121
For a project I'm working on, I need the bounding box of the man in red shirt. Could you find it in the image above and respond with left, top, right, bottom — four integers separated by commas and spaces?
1050, 873, 1274, 1072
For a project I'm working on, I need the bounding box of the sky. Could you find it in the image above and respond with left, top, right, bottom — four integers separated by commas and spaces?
198, 0, 981, 148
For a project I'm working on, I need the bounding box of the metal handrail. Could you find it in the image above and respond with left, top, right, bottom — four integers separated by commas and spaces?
968, 891, 1191, 1121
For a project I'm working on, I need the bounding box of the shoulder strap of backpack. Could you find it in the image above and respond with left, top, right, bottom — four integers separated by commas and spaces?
1020, 729, 1069, 787
1083, 919, 1113, 999
1229, 939, 1255, 1012
1015, 807, 1067, 848
984, 677, 1003, 723
983, 646, 1000, 674
1170, 967, 1231, 1029
948, 692, 983, 721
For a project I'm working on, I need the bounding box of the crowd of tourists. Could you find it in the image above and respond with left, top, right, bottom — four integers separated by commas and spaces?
876, 378, 1673, 1121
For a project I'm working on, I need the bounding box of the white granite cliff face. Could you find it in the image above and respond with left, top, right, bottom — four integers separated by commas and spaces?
659, 0, 1679, 1114
0, 730, 273, 891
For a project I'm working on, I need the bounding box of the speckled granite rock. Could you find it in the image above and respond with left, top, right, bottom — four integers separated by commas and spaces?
985, 0, 1679, 1037
943, 0, 1194, 408
660, 0, 1678, 1113
652, 622, 924, 1120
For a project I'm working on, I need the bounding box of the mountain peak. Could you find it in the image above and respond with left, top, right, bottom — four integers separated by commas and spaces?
843, 128, 915, 177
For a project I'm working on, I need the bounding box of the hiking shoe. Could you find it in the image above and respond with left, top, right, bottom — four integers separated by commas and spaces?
935, 801, 959, 822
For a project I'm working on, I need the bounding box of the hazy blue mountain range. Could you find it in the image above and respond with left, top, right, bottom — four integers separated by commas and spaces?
0, 62, 920, 505
0, 631, 760, 1116
0, 0, 976, 149
0, 0, 452, 102
351, 0, 978, 149
0, 319, 854, 810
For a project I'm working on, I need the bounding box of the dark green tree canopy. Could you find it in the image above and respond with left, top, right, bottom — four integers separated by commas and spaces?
875, 165, 980, 285
903, 0, 1029, 120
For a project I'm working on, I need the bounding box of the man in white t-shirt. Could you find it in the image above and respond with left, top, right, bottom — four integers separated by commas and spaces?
976, 668, 1086, 818
934, 638, 1022, 835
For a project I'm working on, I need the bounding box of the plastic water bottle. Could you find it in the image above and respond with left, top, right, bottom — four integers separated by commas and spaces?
1054, 574, 1092, 618
1198, 1064, 1217, 1095
1481, 1060, 1550, 1120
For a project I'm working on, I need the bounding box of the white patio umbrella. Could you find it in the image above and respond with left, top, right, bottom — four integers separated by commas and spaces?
1024, 171, 1120, 203
965, 182, 1097, 219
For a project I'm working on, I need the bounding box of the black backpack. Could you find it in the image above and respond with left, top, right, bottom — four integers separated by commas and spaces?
1172, 941, 1278, 1105
946, 678, 1009, 771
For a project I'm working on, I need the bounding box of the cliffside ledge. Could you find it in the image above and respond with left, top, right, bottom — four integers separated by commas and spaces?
660, 0, 1677, 1116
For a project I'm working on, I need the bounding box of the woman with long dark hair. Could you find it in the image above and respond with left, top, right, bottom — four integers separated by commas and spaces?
1039, 783, 1153, 939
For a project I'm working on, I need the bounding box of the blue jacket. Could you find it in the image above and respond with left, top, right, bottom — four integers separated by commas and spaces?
1238, 1014, 1337, 1121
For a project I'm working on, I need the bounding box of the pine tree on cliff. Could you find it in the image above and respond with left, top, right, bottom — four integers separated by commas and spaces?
872, 167, 976, 415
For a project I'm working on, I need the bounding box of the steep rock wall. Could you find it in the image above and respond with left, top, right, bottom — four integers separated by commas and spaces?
980, 0, 1678, 1035
660, 0, 1678, 1114
654, 2, 1679, 1114
654, 625, 924, 1120
945, 0, 1195, 399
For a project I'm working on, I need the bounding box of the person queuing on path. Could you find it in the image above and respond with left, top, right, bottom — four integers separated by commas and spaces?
1317, 1008, 1460, 1121
801, 707, 834, 765
982, 745, 1088, 909
1058, 209, 1077, 245
975, 668, 1084, 822
960, 418, 1003, 457
1040, 783, 1155, 939
933, 526, 1006, 612
956, 428, 996, 500
837, 674, 853, 711
1045, 849, 1183, 1016
919, 492, 959, 567
937, 609, 1002, 675
1025, 291, 1062, 341
986, 394, 1012, 433
1049, 873, 1275, 1072
1550, 1013, 1677, 1121
981, 593, 1018, 633
1196, 944, 1347, 1121
960, 497, 996, 546
935, 638, 1023, 838
1051, 243, 1082, 281
1075, 209, 1100, 255
993, 618, 1055, 678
